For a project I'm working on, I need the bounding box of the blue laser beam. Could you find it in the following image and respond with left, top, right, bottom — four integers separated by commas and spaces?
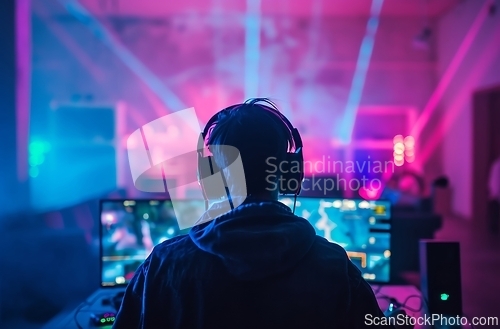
60, 0, 185, 112
244, 0, 261, 99
338, 0, 384, 143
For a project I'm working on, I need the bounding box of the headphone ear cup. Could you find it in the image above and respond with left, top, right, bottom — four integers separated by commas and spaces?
197, 156, 212, 182
279, 153, 304, 195
198, 156, 227, 200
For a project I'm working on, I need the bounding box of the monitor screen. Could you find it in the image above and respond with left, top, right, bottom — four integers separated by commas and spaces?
100, 199, 205, 286
279, 197, 391, 283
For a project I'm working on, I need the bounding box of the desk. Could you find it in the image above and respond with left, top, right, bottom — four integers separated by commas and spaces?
41, 288, 124, 329
374, 286, 474, 329
42, 285, 454, 329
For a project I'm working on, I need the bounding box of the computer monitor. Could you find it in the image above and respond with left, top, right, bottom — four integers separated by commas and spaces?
100, 199, 205, 287
279, 197, 392, 283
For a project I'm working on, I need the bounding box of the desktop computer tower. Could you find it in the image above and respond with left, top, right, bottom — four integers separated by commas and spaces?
419, 240, 462, 317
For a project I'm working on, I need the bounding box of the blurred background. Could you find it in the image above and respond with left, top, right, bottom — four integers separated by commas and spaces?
1, 0, 500, 328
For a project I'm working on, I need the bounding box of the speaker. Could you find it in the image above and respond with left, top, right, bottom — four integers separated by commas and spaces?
419, 240, 462, 316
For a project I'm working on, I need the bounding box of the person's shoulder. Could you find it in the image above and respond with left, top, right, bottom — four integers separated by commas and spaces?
313, 235, 351, 257
308, 237, 353, 268
150, 234, 194, 258
311, 237, 365, 279
145, 234, 199, 277
156, 233, 191, 248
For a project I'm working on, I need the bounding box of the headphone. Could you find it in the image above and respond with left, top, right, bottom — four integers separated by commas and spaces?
196, 100, 304, 203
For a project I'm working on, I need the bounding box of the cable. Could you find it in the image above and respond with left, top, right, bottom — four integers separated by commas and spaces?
380, 291, 478, 328
376, 292, 424, 313
73, 301, 88, 329
376, 295, 401, 307
292, 194, 297, 213
401, 294, 423, 313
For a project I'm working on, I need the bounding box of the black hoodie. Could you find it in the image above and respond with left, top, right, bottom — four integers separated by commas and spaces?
113, 199, 389, 329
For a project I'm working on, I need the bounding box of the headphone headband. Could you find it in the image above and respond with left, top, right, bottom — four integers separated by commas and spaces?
202, 100, 302, 152
198, 99, 304, 197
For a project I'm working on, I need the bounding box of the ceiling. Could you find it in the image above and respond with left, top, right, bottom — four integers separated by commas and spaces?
78, 0, 462, 18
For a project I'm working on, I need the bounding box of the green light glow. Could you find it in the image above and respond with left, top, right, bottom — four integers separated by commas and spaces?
29, 167, 39, 178
29, 141, 44, 154
29, 154, 45, 166
440, 293, 450, 301
29, 141, 51, 155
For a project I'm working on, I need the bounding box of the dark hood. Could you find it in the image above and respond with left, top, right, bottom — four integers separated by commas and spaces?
189, 199, 316, 281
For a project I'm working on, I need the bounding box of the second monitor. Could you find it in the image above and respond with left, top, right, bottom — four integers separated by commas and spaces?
279, 197, 392, 283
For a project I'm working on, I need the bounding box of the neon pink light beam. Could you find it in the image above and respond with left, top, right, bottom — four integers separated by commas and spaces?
411, 0, 492, 140
244, 0, 262, 98
338, 0, 384, 143
33, 2, 106, 83
16, 0, 31, 182
61, 0, 185, 112
419, 25, 500, 164
35, 3, 155, 129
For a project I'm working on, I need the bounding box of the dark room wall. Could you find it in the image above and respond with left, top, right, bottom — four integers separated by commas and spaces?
0, 0, 30, 218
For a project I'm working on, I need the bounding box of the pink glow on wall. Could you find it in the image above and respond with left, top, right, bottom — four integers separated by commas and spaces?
420, 27, 500, 165
437, 0, 500, 219
35, 3, 106, 83
16, 0, 31, 182
77, 0, 460, 19
29, 1, 444, 205
411, 0, 491, 141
